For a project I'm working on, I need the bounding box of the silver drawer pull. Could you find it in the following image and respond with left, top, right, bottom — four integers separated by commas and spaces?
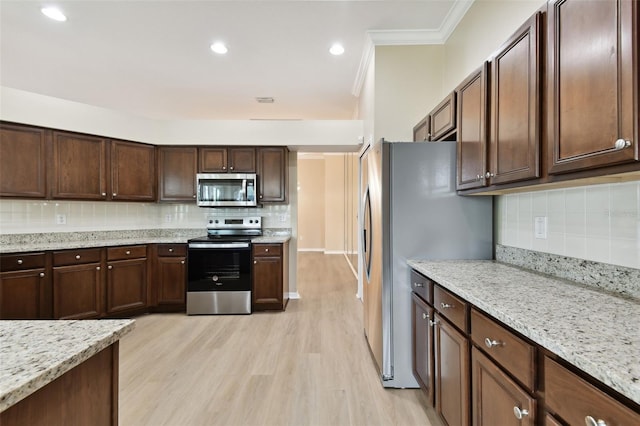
169, 248, 174, 252
75, 255, 81, 260
96, 266, 101, 271
413, 282, 424, 288
429, 319, 439, 326
265, 248, 269, 252
440, 302, 453, 309
585, 416, 607, 426
39, 272, 45, 278
108, 265, 113, 270
485, 171, 495, 178
614, 139, 631, 150
125, 250, 131, 255
422, 313, 429, 320
513, 407, 529, 420
181, 260, 185, 264
485, 338, 503, 348
17, 259, 23, 265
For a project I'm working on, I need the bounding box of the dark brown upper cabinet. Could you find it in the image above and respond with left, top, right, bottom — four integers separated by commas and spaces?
413, 115, 430, 142
257, 147, 288, 203
199, 147, 256, 173
430, 92, 457, 141
489, 11, 541, 185
110, 140, 156, 201
51, 131, 109, 200
158, 146, 198, 202
0, 123, 48, 198
547, 0, 639, 174
456, 63, 489, 191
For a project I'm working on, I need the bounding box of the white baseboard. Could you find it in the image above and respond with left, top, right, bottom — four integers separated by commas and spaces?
343, 253, 358, 279
297, 248, 325, 252
288, 292, 301, 299
323, 250, 344, 255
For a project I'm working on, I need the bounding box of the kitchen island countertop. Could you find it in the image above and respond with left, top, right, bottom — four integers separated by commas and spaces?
408, 259, 640, 406
0, 319, 135, 412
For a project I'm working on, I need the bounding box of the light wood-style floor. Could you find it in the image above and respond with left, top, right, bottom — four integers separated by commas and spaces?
119, 253, 434, 426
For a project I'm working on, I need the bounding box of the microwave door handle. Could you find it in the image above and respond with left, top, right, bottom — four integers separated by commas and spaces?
242, 179, 247, 200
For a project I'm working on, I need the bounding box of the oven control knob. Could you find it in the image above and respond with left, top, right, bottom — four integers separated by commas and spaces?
249, 220, 253, 223
214, 220, 219, 224
212, 275, 219, 282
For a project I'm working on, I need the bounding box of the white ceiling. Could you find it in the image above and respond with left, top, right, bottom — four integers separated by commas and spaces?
0, 1, 472, 121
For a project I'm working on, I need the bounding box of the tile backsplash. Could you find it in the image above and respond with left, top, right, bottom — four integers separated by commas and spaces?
496, 181, 640, 269
0, 200, 292, 234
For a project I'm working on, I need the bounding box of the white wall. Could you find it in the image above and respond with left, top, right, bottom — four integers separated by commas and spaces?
324, 155, 346, 253
0, 86, 363, 149
297, 157, 326, 250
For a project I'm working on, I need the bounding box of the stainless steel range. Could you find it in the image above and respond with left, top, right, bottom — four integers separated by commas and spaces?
186, 216, 262, 315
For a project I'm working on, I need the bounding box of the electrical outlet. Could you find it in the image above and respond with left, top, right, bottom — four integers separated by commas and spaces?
279, 214, 287, 222
534, 216, 547, 239
165, 214, 172, 222
56, 214, 66, 225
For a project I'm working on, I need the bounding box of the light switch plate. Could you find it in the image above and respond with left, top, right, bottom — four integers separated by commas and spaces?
55, 214, 66, 225
534, 216, 547, 239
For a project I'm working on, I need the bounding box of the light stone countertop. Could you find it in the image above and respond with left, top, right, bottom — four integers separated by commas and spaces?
0, 319, 135, 412
408, 260, 640, 406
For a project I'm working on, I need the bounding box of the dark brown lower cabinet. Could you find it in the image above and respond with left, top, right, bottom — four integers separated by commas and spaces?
471, 347, 536, 426
155, 244, 186, 309
412, 292, 434, 405
252, 242, 289, 311
0, 268, 50, 319
434, 312, 470, 426
53, 263, 103, 319
106, 258, 147, 315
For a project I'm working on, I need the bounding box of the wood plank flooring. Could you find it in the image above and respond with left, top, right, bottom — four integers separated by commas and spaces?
119, 252, 435, 425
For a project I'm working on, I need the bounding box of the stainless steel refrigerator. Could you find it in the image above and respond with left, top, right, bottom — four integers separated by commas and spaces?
359, 139, 493, 388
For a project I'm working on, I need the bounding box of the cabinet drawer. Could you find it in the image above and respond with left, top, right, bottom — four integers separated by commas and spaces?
410, 269, 432, 304
434, 285, 468, 332
253, 244, 282, 257
471, 308, 535, 391
107, 245, 147, 261
157, 244, 186, 257
53, 248, 101, 266
544, 356, 640, 426
1, 252, 46, 271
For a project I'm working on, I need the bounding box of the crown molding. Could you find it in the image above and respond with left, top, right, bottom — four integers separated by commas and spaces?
351, 0, 475, 97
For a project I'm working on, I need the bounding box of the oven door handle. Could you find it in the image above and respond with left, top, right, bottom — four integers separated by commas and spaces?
188, 242, 251, 249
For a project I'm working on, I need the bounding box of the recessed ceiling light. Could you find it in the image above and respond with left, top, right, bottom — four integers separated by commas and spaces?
329, 43, 345, 56
210, 42, 228, 55
256, 97, 275, 104
41, 6, 67, 22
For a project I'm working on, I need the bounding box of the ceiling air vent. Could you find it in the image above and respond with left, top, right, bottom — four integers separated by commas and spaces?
256, 97, 275, 103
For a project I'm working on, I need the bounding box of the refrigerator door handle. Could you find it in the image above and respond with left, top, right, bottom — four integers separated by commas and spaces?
363, 229, 367, 253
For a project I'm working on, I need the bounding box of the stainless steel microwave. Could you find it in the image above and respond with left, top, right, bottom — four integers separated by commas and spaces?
196, 173, 257, 207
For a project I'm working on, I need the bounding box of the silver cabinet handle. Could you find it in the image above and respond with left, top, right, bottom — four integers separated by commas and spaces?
485, 171, 495, 178
125, 250, 131, 255
513, 407, 529, 420
265, 248, 269, 252
102, 192, 107, 196
485, 338, 503, 348
230, 166, 234, 170
17, 259, 23, 265
192, 194, 196, 198
429, 319, 439, 326
476, 174, 482, 181
614, 139, 631, 150
75, 255, 81, 260
112, 193, 117, 197
585, 416, 607, 426
440, 302, 453, 309
222, 166, 226, 170
39, 272, 45, 278
413, 282, 423, 288
169, 248, 174, 252
422, 313, 429, 320
96, 266, 101, 271
254, 260, 257, 264
259, 194, 263, 199
108, 265, 113, 270
180, 260, 185, 264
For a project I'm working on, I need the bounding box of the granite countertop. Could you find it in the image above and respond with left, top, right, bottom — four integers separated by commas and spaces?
408, 260, 640, 406
0, 230, 292, 253
0, 319, 135, 412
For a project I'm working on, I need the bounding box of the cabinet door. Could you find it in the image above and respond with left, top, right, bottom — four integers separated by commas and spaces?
430, 92, 457, 141
111, 140, 156, 201
0, 268, 48, 319
199, 147, 227, 172
0, 123, 48, 198
228, 147, 256, 173
471, 347, 536, 426
257, 147, 288, 203
51, 131, 108, 200
435, 313, 470, 426
53, 263, 102, 319
489, 12, 541, 185
158, 146, 197, 201
157, 256, 186, 305
456, 63, 489, 191
412, 293, 435, 405
547, 0, 638, 173
252, 255, 283, 310
413, 115, 430, 142
106, 258, 147, 315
